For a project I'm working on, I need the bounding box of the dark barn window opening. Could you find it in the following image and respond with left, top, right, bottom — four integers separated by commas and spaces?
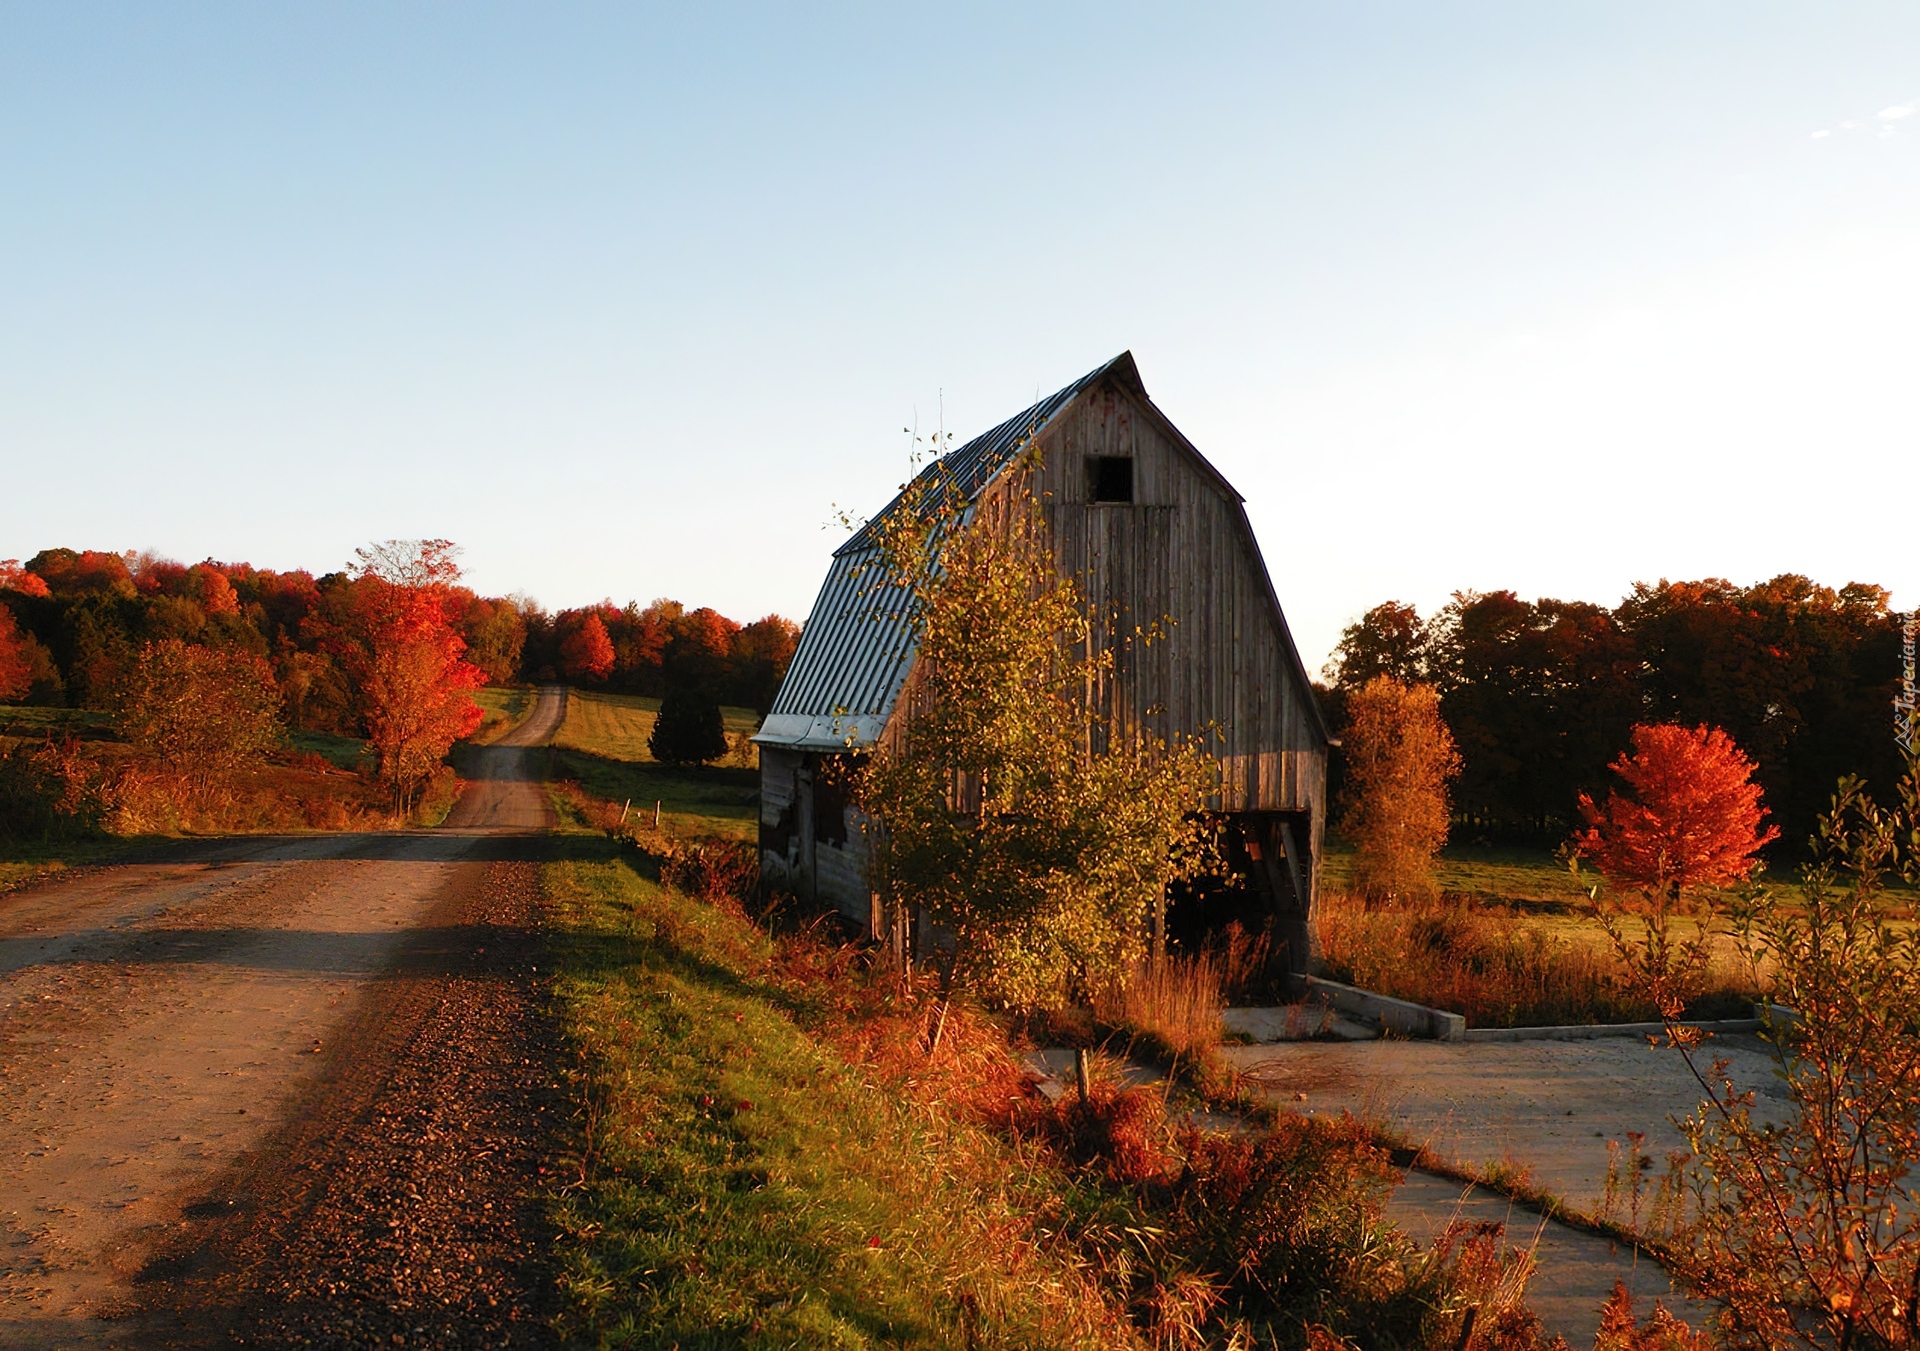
1087, 455, 1134, 503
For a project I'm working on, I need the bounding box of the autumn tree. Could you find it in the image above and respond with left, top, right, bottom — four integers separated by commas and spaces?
0, 606, 32, 702
1323, 600, 1431, 689
559, 611, 616, 683
1426, 590, 1643, 839
1572, 721, 1779, 1029
730, 614, 801, 714
25, 548, 136, 599
649, 686, 727, 766
0, 560, 51, 599
1574, 723, 1778, 906
115, 639, 283, 804
1599, 767, 1920, 1350
461, 594, 529, 685
348, 540, 486, 815
855, 451, 1217, 1008
1338, 675, 1462, 902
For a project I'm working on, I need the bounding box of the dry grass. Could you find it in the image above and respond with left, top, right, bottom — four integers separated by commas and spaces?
1314, 889, 1759, 1028
1092, 953, 1227, 1066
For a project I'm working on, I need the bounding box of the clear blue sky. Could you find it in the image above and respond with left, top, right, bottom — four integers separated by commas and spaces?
4, 3, 1917, 672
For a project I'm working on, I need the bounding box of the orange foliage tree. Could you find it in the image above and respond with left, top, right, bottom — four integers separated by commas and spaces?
1575, 723, 1779, 905
1338, 676, 1462, 902
349, 541, 485, 816
559, 611, 616, 683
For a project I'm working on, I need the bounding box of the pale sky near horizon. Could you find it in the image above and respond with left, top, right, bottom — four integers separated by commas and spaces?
3, 4, 1918, 675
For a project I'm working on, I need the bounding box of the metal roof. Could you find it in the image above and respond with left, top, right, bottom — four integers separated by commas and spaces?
757, 354, 1139, 752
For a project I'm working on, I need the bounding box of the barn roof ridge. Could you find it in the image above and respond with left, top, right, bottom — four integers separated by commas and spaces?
836, 351, 1143, 558
758, 352, 1331, 752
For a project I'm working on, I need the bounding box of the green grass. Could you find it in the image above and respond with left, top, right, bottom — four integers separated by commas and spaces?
541, 808, 1123, 1348
552, 688, 761, 842
288, 727, 373, 771
0, 704, 111, 736
0, 837, 140, 895
1321, 841, 1596, 912
554, 688, 762, 763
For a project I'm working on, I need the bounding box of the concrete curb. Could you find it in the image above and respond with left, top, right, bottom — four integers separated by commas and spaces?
1298, 976, 1466, 1042
1233, 988, 1798, 1046
1465, 1019, 1754, 1043
1464, 1005, 1798, 1043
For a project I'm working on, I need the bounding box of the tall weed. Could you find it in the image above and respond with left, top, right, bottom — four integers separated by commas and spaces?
1092, 952, 1226, 1066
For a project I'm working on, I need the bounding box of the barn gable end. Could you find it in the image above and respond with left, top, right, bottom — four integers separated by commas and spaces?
756, 353, 1329, 970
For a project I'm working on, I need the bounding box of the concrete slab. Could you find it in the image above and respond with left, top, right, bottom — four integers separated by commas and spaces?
1222, 1032, 1788, 1217
1387, 1171, 1710, 1347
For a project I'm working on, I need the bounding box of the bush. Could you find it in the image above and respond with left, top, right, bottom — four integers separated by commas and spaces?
649, 686, 726, 765
115, 639, 282, 805
1091, 952, 1226, 1067
1165, 1117, 1558, 1349
0, 736, 110, 839
660, 835, 758, 902
1015, 1074, 1179, 1187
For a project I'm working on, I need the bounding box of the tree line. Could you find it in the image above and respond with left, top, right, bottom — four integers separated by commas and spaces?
1319, 574, 1906, 852
0, 547, 800, 730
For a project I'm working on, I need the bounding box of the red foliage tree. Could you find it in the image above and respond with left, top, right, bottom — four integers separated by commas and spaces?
195, 566, 241, 617
0, 605, 32, 701
0, 560, 52, 599
558, 612, 615, 683
25, 548, 135, 598
347, 541, 486, 815
1575, 722, 1780, 901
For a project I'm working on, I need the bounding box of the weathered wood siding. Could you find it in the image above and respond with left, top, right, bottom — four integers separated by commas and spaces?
967, 379, 1325, 817
758, 746, 874, 921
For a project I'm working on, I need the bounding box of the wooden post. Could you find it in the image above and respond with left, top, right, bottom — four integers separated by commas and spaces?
619, 798, 631, 824
1074, 1048, 1091, 1104
653, 800, 661, 830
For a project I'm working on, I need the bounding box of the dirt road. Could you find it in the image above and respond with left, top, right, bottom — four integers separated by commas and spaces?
0, 688, 569, 1348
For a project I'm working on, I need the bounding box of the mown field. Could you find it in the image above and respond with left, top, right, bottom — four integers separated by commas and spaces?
550, 688, 760, 842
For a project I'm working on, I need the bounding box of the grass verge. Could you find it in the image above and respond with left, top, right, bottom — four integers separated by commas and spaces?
540, 803, 1132, 1348
0, 836, 141, 895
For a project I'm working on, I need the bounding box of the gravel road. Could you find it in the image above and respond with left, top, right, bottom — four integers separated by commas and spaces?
0, 688, 570, 1349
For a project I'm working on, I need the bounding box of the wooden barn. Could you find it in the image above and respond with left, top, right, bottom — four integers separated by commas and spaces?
753, 353, 1332, 972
